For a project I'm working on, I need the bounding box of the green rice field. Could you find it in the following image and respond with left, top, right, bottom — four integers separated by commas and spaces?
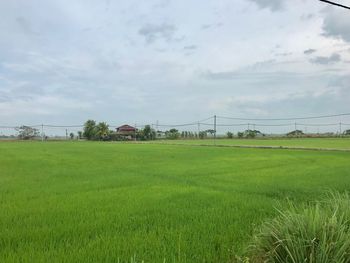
1, 140, 350, 262
154, 137, 350, 150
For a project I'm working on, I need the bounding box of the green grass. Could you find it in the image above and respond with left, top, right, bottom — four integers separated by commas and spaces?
154, 137, 350, 150
1, 141, 350, 262
247, 192, 350, 263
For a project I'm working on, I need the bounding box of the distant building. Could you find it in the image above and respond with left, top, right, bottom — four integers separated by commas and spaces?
116, 124, 137, 140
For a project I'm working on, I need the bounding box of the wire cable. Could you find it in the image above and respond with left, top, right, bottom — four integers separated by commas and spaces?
319, 0, 350, 10
217, 113, 350, 121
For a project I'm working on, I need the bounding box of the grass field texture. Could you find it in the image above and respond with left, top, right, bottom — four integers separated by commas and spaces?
154, 137, 350, 150
1, 141, 350, 262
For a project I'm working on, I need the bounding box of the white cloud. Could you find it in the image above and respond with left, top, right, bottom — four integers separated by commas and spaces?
0, 0, 349, 129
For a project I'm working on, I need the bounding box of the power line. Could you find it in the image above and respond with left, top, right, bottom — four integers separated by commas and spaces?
253, 123, 294, 127
44, 125, 84, 128
198, 116, 215, 122
319, 0, 350, 10
0, 125, 43, 128
296, 123, 339, 127
1, 115, 350, 131
150, 116, 214, 128
212, 123, 342, 127
217, 113, 350, 121
154, 122, 200, 128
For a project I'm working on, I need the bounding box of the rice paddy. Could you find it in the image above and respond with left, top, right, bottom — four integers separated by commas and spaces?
1, 140, 350, 262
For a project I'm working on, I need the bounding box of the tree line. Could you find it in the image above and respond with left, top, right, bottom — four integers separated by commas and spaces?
81, 121, 222, 141
81, 120, 157, 141
11, 123, 350, 140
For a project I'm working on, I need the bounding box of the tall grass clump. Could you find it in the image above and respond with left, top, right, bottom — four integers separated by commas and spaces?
247, 192, 350, 263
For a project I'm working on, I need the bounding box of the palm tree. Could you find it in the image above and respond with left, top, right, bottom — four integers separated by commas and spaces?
96, 122, 109, 140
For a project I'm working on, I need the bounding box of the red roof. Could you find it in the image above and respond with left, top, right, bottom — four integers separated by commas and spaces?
116, 125, 136, 132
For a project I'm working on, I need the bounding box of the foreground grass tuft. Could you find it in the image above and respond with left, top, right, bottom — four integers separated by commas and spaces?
245, 192, 350, 263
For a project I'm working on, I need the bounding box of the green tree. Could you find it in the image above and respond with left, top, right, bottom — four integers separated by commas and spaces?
144, 125, 156, 140
69, 132, 75, 140
96, 122, 110, 140
16, 126, 39, 140
246, 130, 256, 138
199, 131, 207, 139
242, 130, 262, 138
83, 120, 97, 140
287, 130, 304, 137
166, 129, 180, 139
227, 131, 233, 139
206, 129, 215, 137
137, 125, 156, 141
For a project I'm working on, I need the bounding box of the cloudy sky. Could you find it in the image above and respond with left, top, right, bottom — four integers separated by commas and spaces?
0, 0, 350, 131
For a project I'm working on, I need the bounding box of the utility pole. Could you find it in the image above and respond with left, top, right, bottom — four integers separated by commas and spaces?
197, 122, 200, 139
134, 123, 137, 141
65, 129, 68, 140
248, 123, 250, 131
41, 124, 44, 141
151, 123, 154, 140
214, 115, 217, 145
339, 122, 342, 136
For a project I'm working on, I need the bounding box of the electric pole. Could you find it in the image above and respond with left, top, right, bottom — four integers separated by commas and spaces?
214, 115, 217, 145
151, 123, 154, 140
134, 123, 137, 141
197, 122, 200, 139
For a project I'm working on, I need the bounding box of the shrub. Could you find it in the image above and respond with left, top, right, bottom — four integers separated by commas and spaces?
237, 132, 244, 138
227, 132, 234, 139
199, 131, 207, 139
245, 192, 350, 263
165, 129, 180, 139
